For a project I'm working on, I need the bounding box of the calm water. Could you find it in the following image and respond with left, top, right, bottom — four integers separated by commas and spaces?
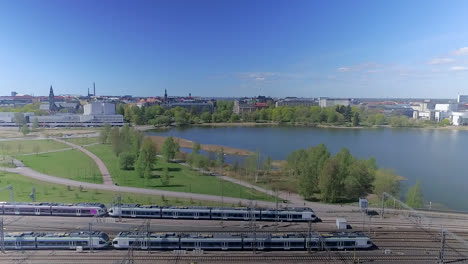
147, 126, 468, 211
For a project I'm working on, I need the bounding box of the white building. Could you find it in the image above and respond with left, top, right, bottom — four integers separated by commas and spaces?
319, 98, 351, 108
435, 104, 457, 112
84, 102, 116, 115
451, 112, 468, 126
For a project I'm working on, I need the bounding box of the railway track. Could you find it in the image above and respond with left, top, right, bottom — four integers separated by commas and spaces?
2, 253, 468, 263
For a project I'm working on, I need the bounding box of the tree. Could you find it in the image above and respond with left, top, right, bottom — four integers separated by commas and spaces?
32, 117, 39, 129
135, 138, 157, 179
263, 155, 272, 173
119, 152, 136, 170
344, 105, 352, 122
216, 149, 225, 168
441, 118, 451, 126
99, 123, 112, 144
200, 112, 211, 123
161, 136, 178, 161
343, 160, 375, 200
33, 145, 41, 156
20, 124, 30, 136
352, 112, 360, 126
373, 169, 400, 199
13, 113, 27, 128
406, 180, 423, 208
161, 167, 170, 186
319, 157, 340, 202
109, 127, 122, 156
192, 141, 201, 154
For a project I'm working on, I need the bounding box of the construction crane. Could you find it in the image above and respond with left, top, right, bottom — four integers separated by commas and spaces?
0, 185, 13, 203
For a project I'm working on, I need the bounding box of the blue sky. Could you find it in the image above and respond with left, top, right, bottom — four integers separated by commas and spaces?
0, 0, 467, 98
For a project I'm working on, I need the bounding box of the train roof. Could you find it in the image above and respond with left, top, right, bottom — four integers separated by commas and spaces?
5, 231, 107, 238
115, 232, 368, 240
1, 202, 106, 208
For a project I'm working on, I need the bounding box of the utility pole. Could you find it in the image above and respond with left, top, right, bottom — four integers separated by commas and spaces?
439, 229, 446, 264
89, 223, 93, 253
307, 220, 312, 253
381, 193, 385, 219
146, 220, 150, 254
0, 218, 4, 254
118, 194, 122, 222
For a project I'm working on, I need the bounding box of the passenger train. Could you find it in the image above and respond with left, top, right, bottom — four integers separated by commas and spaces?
0, 203, 107, 217
108, 204, 317, 222
2, 231, 109, 250
112, 232, 373, 251
0, 202, 317, 222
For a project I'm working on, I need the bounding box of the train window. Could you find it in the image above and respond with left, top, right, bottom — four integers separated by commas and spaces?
326, 241, 338, 247
344, 241, 356, 247
113, 241, 118, 245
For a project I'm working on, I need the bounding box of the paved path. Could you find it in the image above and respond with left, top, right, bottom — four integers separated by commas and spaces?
0, 165, 275, 208
52, 138, 113, 186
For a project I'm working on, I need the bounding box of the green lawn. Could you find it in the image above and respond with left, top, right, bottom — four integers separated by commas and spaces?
20, 149, 103, 184
0, 139, 69, 155
64, 137, 100, 145
0, 172, 224, 206
86, 144, 275, 201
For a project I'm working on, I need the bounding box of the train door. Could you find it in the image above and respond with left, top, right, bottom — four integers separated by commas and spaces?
243, 212, 249, 220
287, 214, 293, 221
15, 240, 21, 249
14, 207, 19, 215
338, 240, 344, 249
35, 208, 40, 215
173, 211, 178, 219
131, 210, 136, 218
257, 241, 264, 250
76, 208, 81, 217
195, 241, 201, 249
284, 241, 291, 250
69, 240, 76, 249
222, 211, 227, 220
221, 241, 228, 250
141, 239, 148, 250
194, 212, 199, 219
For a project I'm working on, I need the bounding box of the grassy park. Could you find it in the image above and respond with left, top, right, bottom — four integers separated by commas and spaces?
0, 139, 69, 155
20, 149, 103, 184
86, 144, 275, 201
0, 172, 224, 206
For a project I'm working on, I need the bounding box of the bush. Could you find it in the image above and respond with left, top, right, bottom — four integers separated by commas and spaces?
119, 152, 136, 170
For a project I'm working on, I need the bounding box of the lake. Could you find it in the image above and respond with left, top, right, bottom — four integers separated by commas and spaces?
147, 126, 468, 211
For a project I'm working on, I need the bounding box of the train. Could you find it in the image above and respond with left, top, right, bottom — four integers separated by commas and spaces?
1, 231, 109, 250
108, 204, 317, 222
0, 202, 317, 222
0, 231, 373, 251
0, 202, 107, 217
112, 232, 373, 251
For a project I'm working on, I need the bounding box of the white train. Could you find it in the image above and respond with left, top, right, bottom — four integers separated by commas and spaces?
112, 232, 373, 251
108, 205, 316, 222
1, 231, 109, 250
0, 202, 107, 217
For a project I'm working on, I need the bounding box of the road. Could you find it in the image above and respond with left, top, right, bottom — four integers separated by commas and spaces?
52, 138, 113, 185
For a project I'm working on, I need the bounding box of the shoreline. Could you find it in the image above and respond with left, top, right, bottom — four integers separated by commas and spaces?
148, 135, 253, 156
137, 122, 468, 131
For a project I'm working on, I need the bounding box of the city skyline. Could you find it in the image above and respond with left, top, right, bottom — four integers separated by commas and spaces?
0, 0, 468, 98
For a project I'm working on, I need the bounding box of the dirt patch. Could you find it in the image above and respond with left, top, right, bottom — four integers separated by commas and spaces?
148, 136, 253, 156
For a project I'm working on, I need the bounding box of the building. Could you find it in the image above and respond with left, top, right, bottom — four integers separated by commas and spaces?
84, 102, 116, 115
451, 112, 468, 126
233, 100, 255, 114
457, 95, 468, 103
275, 97, 317, 107
435, 104, 457, 112
319, 98, 351, 108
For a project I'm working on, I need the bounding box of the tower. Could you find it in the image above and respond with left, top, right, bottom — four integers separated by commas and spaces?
48, 85, 56, 111
93, 82, 96, 96
164, 89, 168, 102
88, 87, 90, 97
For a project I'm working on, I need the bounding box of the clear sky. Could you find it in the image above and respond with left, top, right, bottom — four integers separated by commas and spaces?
0, 0, 467, 98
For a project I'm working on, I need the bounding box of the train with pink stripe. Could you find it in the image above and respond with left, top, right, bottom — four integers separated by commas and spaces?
0, 203, 107, 217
